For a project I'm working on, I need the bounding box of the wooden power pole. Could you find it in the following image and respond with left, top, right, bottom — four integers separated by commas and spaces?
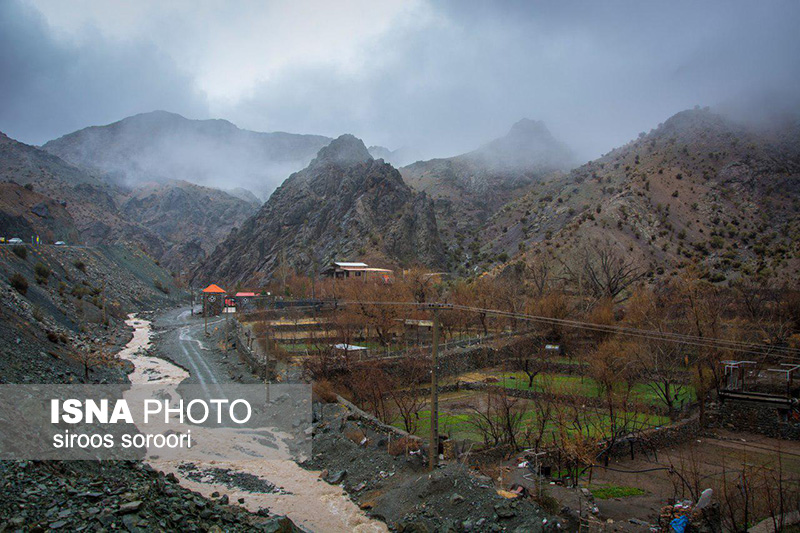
264, 330, 272, 402
203, 293, 209, 336
429, 307, 440, 470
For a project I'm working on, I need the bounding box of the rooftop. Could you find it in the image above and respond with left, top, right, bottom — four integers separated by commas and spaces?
202, 284, 226, 293
334, 262, 368, 268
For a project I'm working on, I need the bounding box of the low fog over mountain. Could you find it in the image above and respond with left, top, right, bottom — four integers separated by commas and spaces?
42, 111, 331, 199
3, 1, 799, 164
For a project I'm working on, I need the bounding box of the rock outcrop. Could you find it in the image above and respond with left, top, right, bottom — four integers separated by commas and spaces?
194, 135, 445, 285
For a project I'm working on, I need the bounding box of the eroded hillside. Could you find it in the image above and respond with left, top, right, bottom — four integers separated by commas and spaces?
485, 108, 800, 283
194, 135, 445, 285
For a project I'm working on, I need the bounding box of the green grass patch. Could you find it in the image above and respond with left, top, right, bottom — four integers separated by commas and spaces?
552, 357, 588, 366
589, 484, 646, 499
394, 410, 483, 441
494, 372, 695, 408
391, 406, 671, 444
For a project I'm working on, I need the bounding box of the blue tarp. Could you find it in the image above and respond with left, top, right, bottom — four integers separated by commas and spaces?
670, 515, 689, 533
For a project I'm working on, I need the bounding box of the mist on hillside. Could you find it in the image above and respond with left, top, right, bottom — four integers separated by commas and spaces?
1, 0, 798, 170
41, 111, 331, 200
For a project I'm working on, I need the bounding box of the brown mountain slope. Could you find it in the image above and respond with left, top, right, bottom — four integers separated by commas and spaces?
484, 108, 800, 283
0, 182, 80, 244
0, 131, 165, 255
0, 131, 258, 273
401, 119, 574, 273
118, 180, 258, 270
0, 131, 101, 187
193, 135, 445, 285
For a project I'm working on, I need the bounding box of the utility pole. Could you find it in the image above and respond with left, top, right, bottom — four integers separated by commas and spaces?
429, 306, 440, 471
204, 293, 208, 336
309, 247, 317, 301
264, 330, 271, 402
225, 303, 230, 351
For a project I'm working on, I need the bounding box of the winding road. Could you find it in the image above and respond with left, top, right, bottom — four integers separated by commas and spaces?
152, 307, 259, 394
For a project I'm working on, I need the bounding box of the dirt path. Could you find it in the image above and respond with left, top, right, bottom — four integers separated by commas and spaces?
505, 429, 800, 530
120, 311, 388, 533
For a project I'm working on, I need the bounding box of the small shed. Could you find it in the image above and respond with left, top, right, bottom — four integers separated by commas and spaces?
202, 284, 226, 317
234, 292, 256, 312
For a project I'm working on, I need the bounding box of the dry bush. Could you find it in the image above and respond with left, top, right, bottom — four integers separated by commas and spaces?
467, 389, 525, 451
387, 436, 422, 456
73, 344, 120, 380
343, 363, 394, 423
9, 272, 28, 295
312, 379, 340, 403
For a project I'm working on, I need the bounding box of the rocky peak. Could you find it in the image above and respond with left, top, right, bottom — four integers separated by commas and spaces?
193, 137, 444, 284
480, 118, 566, 157
651, 108, 736, 141
466, 118, 575, 172
112, 110, 240, 135
505, 118, 552, 141
310, 134, 373, 168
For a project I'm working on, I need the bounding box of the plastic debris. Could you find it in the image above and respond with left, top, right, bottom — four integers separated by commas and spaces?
670, 515, 689, 533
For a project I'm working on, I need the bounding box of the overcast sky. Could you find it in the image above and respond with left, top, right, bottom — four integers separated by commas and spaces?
2, 0, 799, 160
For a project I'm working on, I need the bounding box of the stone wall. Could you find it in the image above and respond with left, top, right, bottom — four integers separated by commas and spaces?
716, 399, 800, 440
335, 395, 416, 441
604, 412, 703, 459
232, 322, 278, 378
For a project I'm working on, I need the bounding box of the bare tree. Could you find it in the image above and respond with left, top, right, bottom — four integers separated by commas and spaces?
467, 389, 525, 451
522, 394, 554, 452
588, 337, 649, 466
625, 287, 691, 417
388, 351, 428, 433
527, 255, 553, 298
346, 362, 393, 422
563, 240, 644, 303
509, 335, 550, 389
74, 343, 118, 381
677, 272, 735, 421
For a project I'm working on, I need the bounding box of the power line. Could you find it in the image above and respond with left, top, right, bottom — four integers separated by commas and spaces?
439, 302, 799, 359
328, 300, 800, 361
240, 299, 800, 361
451, 304, 800, 360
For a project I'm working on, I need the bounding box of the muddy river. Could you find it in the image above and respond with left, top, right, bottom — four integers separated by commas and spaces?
119, 314, 387, 533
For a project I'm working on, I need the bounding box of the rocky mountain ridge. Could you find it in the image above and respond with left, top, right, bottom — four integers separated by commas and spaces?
194, 135, 445, 285
400, 119, 575, 273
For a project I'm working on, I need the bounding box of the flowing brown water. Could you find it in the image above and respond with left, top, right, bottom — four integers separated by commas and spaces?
120, 314, 387, 532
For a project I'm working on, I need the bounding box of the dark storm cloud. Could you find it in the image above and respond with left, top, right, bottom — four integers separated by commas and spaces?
218, 0, 800, 160
2, 0, 799, 160
0, 0, 207, 145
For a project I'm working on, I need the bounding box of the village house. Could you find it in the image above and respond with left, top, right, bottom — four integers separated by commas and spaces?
321, 261, 393, 282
